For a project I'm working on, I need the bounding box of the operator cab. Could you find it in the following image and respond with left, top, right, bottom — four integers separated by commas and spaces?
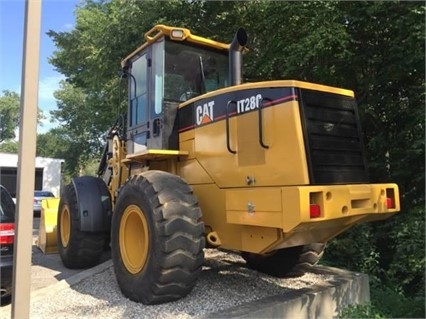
121, 25, 231, 154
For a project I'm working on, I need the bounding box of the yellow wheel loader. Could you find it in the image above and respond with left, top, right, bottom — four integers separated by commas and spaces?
54, 25, 400, 304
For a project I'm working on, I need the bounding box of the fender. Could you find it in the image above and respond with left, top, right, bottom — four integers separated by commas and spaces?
72, 176, 112, 232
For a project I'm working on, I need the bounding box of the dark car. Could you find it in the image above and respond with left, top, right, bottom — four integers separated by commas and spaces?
0, 185, 15, 299
33, 190, 55, 215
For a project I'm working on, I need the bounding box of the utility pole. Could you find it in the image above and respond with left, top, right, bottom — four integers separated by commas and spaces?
11, 0, 42, 318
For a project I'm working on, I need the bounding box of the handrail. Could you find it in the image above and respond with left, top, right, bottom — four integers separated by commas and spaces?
226, 101, 237, 154
258, 98, 270, 149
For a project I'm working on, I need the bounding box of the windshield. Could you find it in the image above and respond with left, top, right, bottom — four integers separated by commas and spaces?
164, 40, 228, 101
0, 186, 15, 223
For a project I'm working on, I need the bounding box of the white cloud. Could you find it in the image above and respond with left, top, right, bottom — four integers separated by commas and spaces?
60, 23, 74, 32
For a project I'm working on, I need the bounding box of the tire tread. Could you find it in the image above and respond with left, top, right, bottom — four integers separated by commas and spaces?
112, 171, 205, 304
242, 243, 326, 277
57, 183, 105, 269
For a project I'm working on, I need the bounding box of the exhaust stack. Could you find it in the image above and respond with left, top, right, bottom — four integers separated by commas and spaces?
229, 28, 247, 86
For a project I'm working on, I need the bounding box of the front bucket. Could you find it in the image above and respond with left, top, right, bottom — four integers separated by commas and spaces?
37, 198, 60, 254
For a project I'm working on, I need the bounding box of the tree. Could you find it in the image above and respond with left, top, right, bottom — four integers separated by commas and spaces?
51, 81, 105, 160
322, 1, 425, 299
0, 90, 20, 142
36, 126, 96, 181
0, 140, 19, 153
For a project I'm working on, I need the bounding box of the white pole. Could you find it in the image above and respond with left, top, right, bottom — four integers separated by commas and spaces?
11, 0, 42, 318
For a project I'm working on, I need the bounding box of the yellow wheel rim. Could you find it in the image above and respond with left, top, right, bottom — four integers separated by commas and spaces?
119, 204, 149, 274
60, 205, 71, 248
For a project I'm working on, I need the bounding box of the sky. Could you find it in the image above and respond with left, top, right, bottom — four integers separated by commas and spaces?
0, 0, 81, 134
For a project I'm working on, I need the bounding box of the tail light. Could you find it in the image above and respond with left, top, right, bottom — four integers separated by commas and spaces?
309, 192, 322, 218
0, 223, 15, 244
310, 204, 321, 218
386, 198, 393, 209
385, 188, 396, 209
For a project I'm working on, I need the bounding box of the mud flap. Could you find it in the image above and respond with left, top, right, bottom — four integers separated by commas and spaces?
72, 176, 112, 232
37, 198, 60, 254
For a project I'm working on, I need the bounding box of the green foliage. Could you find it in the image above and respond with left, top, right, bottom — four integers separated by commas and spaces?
324, 224, 384, 284
51, 81, 105, 161
0, 140, 19, 153
339, 277, 425, 318
387, 207, 425, 295
370, 284, 425, 319
243, 1, 354, 85
339, 303, 386, 319
0, 90, 20, 142
37, 128, 72, 178
316, 3, 425, 315
326, 217, 425, 318
79, 158, 101, 177
341, 283, 425, 318
36, 127, 101, 181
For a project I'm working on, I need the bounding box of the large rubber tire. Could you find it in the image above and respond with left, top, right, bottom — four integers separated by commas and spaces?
111, 171, 205, 305
57, 183, 106, 268
242, 243, 326, 277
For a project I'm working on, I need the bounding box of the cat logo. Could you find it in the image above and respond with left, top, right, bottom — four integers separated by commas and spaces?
196, 101, 214, 125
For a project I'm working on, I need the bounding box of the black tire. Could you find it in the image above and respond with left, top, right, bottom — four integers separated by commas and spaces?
242, 243, 326, 277
57, 183, 106, 268
111, 171, 205, 305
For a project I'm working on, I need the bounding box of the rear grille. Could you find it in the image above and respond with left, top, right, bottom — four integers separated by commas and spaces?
298, 89, 369, 184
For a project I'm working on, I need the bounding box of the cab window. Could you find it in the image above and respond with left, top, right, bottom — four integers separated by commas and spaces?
164, 41, 228, 101
129, 54, 148, 126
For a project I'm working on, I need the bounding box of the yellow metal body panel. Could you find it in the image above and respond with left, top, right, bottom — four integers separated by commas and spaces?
192, 184, 243, 250
279, 183, 400, 233
240, 226, 281, 253
179, 129, 195, 143
176, 139, 215, 184
189, 181, 399, 254
226, 188, 282, 228
178, 159, 213, 185
193, 98, 310, 187
37, 198, 60, 254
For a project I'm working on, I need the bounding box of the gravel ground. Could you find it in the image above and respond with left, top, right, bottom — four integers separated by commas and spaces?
1, 249, 335, 319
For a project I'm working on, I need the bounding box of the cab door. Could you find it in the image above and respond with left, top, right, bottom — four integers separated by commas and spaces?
127, 50, 151, 154
126, 38, 175, 153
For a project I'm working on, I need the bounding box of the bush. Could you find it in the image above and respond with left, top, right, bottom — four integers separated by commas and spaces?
339, 284, 425, 318
339, 303, 386, 319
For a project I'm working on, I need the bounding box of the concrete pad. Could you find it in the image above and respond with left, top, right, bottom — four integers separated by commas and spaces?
1, 238, 369, 318
205, 265, 370, 319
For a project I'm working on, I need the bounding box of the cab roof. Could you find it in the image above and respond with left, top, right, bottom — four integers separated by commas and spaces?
121, 25, 230, 68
